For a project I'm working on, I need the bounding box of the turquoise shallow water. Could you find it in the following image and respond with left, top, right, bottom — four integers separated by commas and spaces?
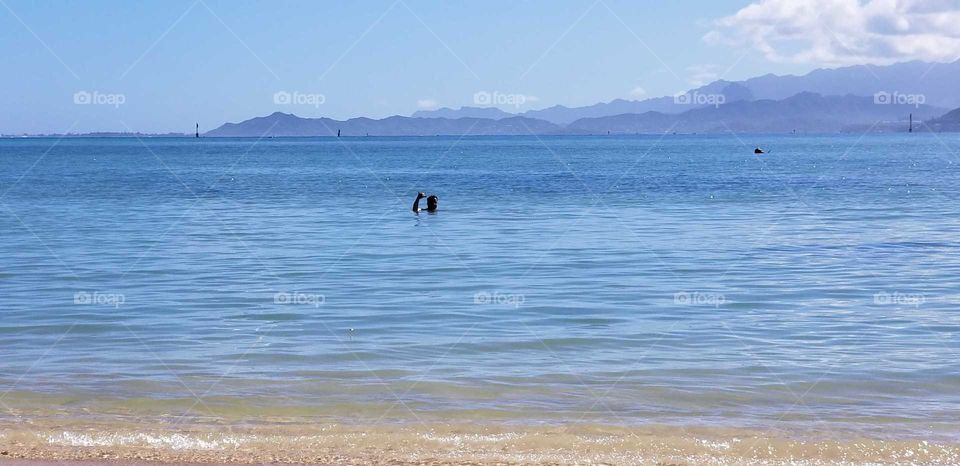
1, 134, 959, 438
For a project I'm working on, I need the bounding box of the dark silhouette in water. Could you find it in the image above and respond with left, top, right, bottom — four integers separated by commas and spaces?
754, 147, 765, 154
412, 192, 438, 213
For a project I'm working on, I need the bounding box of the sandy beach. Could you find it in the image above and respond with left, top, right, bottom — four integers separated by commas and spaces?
2, 421, 959, 465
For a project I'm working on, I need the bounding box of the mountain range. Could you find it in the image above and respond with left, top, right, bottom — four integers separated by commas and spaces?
923, 107, 960, 132
206, 59, 960, 137
413, 60, 960, 125
568, 92, 942, 134
208, 112, 562, 137
206, 91, 941, 137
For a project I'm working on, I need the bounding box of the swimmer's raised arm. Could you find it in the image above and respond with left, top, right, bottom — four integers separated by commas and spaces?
412, 192, 426, 212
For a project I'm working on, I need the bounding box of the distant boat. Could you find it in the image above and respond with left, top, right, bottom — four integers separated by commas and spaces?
754, 147, 765, 154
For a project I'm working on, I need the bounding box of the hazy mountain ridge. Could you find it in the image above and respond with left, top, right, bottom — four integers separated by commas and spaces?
922, 107, 960, 132
205, 59, 960, 136
206, 112, 562, 137
412, 59, 960, 125
208, 92, 948, 137
567, 93, 945, 134
412, 80, 751, 125
737, 60, 960, 107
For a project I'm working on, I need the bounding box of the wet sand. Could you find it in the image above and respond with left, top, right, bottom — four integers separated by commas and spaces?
0, 462, 238, 466
2, 422, 958, 465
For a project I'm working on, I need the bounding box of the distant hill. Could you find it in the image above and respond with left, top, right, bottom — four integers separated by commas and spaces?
415, 81, 754, 125
521, 81, 756, 125
414, 59, 960, 125
567, 92, 946, 134
204, 59, 960, 136
207, 92, 946, 137
4, 132, 190, 138
735, 60, 960, 109
922, 107, 960, 132
206, 112, 561, 137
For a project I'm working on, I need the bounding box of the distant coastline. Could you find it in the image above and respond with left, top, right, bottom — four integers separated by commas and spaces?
4, 128, 948, 138
1, 132, 190, 138
8, 59, 960, 137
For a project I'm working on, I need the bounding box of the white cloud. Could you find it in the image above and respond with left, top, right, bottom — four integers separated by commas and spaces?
417, 99, 439, 110
629, 86, 647, 98
707, 0, 960, 65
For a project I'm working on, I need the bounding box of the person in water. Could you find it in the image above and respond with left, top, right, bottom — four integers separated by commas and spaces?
412, 192, 438, 212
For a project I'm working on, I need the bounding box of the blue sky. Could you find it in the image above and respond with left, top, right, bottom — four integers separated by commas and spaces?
1, 0, 956, 134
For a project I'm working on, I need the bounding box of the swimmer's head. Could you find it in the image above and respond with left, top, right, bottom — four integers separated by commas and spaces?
426, 195, 438, 211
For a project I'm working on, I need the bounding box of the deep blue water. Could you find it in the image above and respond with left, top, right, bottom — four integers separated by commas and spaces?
1, 135, 959, 437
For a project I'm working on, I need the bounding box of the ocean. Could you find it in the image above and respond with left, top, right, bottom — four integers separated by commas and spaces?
2, 134, 960, 463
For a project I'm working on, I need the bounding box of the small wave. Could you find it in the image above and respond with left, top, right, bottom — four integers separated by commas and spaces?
45, 431, 244, 450
419, 432, 524, 444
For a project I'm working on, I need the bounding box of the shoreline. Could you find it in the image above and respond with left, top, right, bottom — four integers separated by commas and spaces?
2, 132, 943, 139
2, 421, 958, 465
